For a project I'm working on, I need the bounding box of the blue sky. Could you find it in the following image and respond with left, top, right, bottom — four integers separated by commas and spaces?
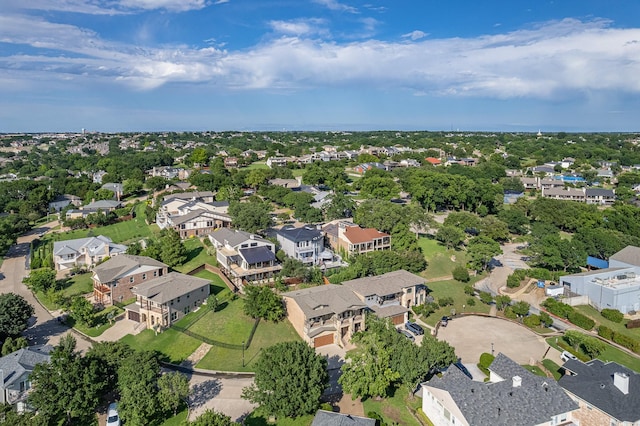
1, 0, 640, 132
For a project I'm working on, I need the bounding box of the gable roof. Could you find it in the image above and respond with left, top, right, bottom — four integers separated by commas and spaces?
209, 228, 268, 248
277, 225, 323, 243
83, 199, 121, 210
53, 235, 126, 257
131, 272, 210, 304
424, 353, 578, 426
342, 270, 425, 297
585, 188, 615, 197
283, 284, 366, 318
609, 246, 640, 267
311, 410, 375, 426
0, 345, 52, 388
559, 359, 640, 421
342, 226, 389, 244
93, 254, 167, 283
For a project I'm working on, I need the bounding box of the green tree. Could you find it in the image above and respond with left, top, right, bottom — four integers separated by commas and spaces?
511, 301, 530, 318
186, 409, 239, 426
70, 296, 95, 326
243, 286, 284, 322
1, 336, 28, 355
242, 341, 328, 418
123, 179, 143, 196
539, 311, 553, 328
118, 350, 161, 425
436, 226, 466, 249
86, 341, 134, 394
0, 293, 34, 339
159, 228, 187, 267
495, 295, 511, 311
158, 372, 190, 416
452, 265, 470, 282
563, 330, 584, 350
228, 200, 272, 233
466, 236, 502, 272
581, 336, 606, 359
23, 268, 56, 292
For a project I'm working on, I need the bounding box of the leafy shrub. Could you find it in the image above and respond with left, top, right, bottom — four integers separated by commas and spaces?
495, 295, 511, 311
438, 297, 454, 307
539, 311, 553, 327
504, 306, 517, 320
598, 325, 613, 340
523, 314, 541, 329
601, 308, 624, 323
452, 265, 470, 283
613, 333, 640, 353
567, 311, 595, 330
627, 319, 640, 329
506, 274, 521, 288
466, 297, 476, 307
414, 302, 439, 317
541, 298, 574, 319
479, 292, 493, 305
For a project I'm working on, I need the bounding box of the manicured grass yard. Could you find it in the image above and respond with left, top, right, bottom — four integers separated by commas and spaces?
192, 270, 231, 297
160, 407, 188, 426
195, 299, 300, 372
573, 305, 640, 340
59, 272, 93, 297
68, 305, 123, 337
244, 409, 313, 426
417, 237, 467, 280
546, 337, 640, 373
420, 277, 491, 326
174, 238, 218, 273
542, 359, 562, 380
363, 386, 422, 426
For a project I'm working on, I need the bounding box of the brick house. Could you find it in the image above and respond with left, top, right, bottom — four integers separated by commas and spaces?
324, 221, 391, 257
92, 255, 168, 306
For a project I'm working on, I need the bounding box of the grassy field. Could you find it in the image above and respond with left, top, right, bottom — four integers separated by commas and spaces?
192, 270, 231, 297
59, 272, 93, 297
573, 305, 640, 340
53, 203, 157, 244
546, 337, 640, 373
420, 277, 491, 326
243, 162, 269, 170
175, 238, 218, 273
362, 386, 422, 426
244, 408, 313, 426
160, 408, 188, 426
542, 359, 562, 380
195, 299, 300, 372
417, 237, 467, 280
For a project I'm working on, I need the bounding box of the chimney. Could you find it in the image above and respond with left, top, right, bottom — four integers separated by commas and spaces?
512, 376, 522, 388
614, 372, 629, 395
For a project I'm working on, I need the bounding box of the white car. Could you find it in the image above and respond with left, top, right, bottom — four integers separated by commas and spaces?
560, 351, 578, 362
106, 402, 121, 426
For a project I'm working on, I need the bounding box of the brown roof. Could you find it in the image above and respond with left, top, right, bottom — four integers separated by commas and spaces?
425, 157, 441, 165
343, 226, 389, 244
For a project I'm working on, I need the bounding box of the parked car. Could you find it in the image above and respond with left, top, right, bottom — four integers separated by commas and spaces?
440, 316, 449, 327
405, 321, 424, 335
106, 402, 120, 426
561, 351, 578, 362
399, 329, 415, 342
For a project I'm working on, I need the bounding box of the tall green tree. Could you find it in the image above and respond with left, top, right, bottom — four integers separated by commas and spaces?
243, 286, 285, 322
186, 409, 239, 426
242, 341, 328, 418
118, 350, 161, 425
157, 372, 190, 416
159, 228, 187, 267
466, 236, 502, 272
0, 293, 34, 339
23, 269, 56, 293
228, 200, 272, 233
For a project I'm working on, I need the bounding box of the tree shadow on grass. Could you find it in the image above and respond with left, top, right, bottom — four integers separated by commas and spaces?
184, 246, 204, 263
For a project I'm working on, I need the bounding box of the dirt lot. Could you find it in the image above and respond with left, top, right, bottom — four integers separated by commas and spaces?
437, 315, 553, 365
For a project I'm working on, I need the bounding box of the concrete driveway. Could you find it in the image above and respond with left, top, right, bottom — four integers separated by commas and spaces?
437, 315, 552, 365
187, 374, 256, 423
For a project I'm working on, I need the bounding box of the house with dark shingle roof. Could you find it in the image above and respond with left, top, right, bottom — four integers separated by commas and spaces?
342, 270, 428, 326
277, 225, 328, 266
92, 254, 168, 306
282, 285, 367, 348
311, 410, 375, 426
0, 345, 52, 412
208, 228, 281, 287
421, 353, 578, 426
559, 359, 640, 426
125, 272, 210, 327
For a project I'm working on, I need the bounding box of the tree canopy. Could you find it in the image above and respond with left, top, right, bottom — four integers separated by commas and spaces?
0, 293, 34, 339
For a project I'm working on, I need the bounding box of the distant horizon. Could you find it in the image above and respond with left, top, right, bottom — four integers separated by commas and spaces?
2, 1, 640, 132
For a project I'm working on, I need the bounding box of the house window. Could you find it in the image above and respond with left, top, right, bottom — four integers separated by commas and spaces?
251, 242, 257, 247
129, 277, 134, 283
142, 273, 147, 280
170, 312, 177, 321
154, 271, 158, 277
177, 297, 181, 303
406, 288, 412, 293
181, 224, 186, 229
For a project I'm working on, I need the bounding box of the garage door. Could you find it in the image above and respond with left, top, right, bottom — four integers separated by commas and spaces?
128, 311, 140, 322
391, 314, 404, 325
314, 334, 334, 348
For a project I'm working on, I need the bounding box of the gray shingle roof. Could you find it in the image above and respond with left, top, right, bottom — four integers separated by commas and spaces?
283, 284, 366, 318
277, 225, 323, 243
0, 346, 52, 388
131, 272, 210, 304
585, 188, 615, 197
53, 235, 126, 257
83, 200, 121, 209
342, 270, 425, 297
209, 228, 268, 248
424, 353, 578, 426
93, 254, 167, 283
559, 359, 640, 421
610, 246, 640, 267
311, 410, 375, 426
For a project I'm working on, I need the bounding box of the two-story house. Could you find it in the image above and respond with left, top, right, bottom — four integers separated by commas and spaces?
125, 272, 210, 328
0, 345, 52, 413
342, 270, 428, 325
156, 196, 232, 239
92, 255, 168, 306
282, 284, 367, 348
324, 221, 391, 257
209, 228, 281, 287
53, 235, 127, 271
422, 353, 578, 426
277, 225, 327, 266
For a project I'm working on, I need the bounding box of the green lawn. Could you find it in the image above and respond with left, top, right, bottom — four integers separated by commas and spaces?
546, 337, 640, 373
68, 305, 123, 337
522, 364, 546, 377
175, 238, 218, 273
363, 386, 422, 426
417, 237, 467, 280
120, 323, 202, 364
196, 299, 300, 372
192, 270, 231, 297
58, 272, 94, 297
53, 203, 157, 244
160, 407, 188, 426
244, 408, 313, 426
243, 162, 269, 170
542, 359, 562, 380
420, 277, 491, 326
573, 305, 640, 340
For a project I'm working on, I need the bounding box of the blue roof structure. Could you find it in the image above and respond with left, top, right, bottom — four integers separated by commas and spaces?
587, 256, 609, 269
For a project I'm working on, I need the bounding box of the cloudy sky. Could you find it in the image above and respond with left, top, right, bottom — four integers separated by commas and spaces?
1, 0, 639, 132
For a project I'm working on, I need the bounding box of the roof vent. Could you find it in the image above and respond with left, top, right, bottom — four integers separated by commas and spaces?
512, 376, 522, 388
600, 383, 606, 389
614, 372, 629, 395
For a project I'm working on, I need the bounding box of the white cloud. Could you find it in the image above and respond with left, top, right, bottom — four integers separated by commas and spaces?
1, 16, 640, 100
312, 0, 357, 14
268, 18, 328, 36
4, 0, 208, 14
118, 0, 207, 12
402, 30, 427, 41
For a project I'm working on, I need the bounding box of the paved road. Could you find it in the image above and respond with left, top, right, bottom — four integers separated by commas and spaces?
186, 374, 256, 423
475, 243, 530, 296
0, 223, 92, 352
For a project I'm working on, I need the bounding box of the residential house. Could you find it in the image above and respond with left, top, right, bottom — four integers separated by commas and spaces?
92, 255, 168, 306
209, 228, 281, 287
65, 199, 122, 220
277, 225, 329, 266
585, 188, 615, 205
156, 196, 231, 238
266, 157, 288, 168
399, 158, 420, 167
541, 187, 586, 202
269, 178, 301, 190
324, 221, 391, 256
48, 194, 81, 213
223, 157, 239, 168
559, 359, 640, 426
125, 272, 210, 328
353, 162, 386, 174
521, 177, 539, 190
101, 182, 124, 200
560, 245, 640, 313
342, 270, 428, 325
53, 235, 126, 271
161, 191, 215, 204
532, 165, 556, 176
282, 284, 367, 348
425, 157, 442, 166
311, 410, 375, 426
0, 345, 52, 412
421, 353, 578, 426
